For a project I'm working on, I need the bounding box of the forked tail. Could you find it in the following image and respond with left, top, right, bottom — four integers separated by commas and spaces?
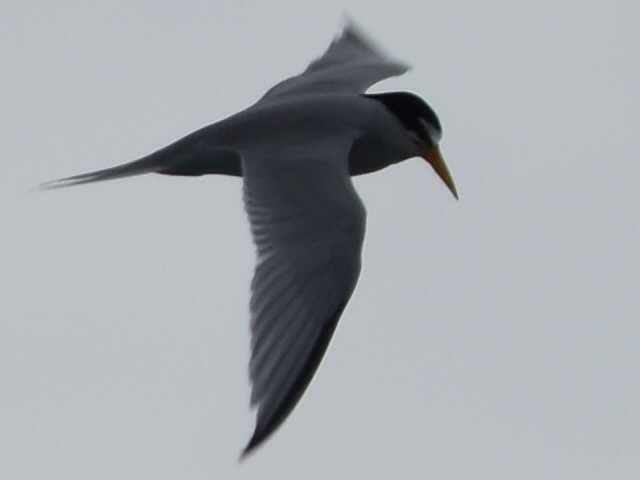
39, 156, 159, 189
40, 126, 243, 190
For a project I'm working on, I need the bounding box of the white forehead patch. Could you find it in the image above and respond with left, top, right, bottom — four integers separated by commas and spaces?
419, 118, 442, 145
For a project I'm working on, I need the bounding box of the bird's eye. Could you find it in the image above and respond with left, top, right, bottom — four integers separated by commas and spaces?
419, 118, 442, 146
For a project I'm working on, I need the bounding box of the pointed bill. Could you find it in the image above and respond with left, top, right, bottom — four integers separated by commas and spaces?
419, 144, 458, 199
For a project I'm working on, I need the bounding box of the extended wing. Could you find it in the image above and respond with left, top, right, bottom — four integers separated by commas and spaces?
261, 21, 409, 100
241, 139, 366, 456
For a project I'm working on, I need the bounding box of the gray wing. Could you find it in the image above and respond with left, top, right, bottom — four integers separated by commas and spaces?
261, 21, 409, 100
241, 139, 366, 456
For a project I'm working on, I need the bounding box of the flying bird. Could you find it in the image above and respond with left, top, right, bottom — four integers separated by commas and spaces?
42, 21, 458, 457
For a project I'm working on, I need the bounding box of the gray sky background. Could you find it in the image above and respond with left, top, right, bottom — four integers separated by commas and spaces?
2, 1, 639, 479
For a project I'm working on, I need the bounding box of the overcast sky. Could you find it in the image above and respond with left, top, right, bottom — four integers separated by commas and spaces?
2, 1, 639, 479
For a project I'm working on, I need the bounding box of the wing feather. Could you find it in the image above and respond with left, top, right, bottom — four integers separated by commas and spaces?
261, 21, 409, 100
241, 140, 366, 456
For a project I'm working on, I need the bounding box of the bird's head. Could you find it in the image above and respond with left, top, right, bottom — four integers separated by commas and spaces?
367, 92, 458, 199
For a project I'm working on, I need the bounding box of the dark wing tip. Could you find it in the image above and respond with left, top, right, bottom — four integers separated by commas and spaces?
240, 299, 349, 459
338, 16, 374, 47
332, 17, 386, 60
339, 17, 409, 68
240, 425, 268, 460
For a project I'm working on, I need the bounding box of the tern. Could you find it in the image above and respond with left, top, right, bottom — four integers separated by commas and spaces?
42, 22, 458, 456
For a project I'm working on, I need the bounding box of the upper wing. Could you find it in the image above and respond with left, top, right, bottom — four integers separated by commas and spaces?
241, 139, 366, 456
261, 21, 409, 100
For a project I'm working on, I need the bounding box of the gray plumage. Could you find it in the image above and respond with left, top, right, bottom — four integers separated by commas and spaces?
42, 21, 457, 457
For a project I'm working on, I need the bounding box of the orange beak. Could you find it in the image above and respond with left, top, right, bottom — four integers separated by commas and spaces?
419, 144, 458, 200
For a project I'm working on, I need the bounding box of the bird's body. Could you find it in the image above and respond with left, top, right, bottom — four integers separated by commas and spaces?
43, 21, 457, 456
